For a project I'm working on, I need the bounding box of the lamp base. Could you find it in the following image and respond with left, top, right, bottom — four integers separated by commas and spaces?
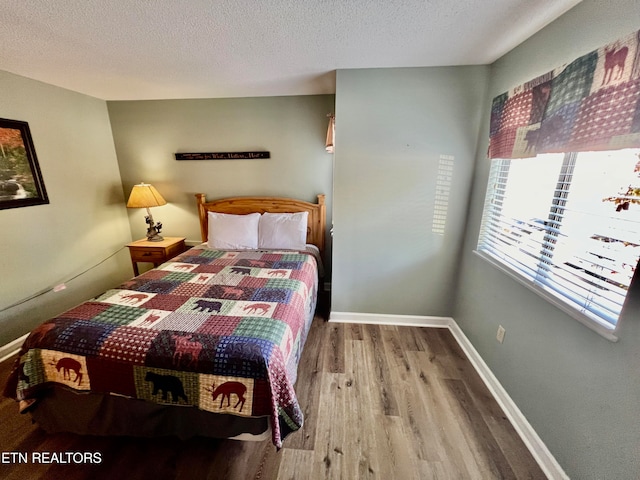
144, 212, 164, 242
146, 234, 165, 242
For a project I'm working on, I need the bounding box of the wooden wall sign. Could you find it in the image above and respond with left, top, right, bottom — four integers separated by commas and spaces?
175, 151, 270, 160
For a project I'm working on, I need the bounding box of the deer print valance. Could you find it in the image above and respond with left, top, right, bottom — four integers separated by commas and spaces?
489, 28, 640, 159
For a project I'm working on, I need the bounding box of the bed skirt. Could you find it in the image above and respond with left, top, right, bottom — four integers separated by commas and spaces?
27, 387, 270, 441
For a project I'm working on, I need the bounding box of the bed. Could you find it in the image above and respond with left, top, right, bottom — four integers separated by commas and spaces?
3, 194, 326, 448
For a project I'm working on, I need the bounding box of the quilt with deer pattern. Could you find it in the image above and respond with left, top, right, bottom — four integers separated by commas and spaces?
4, 245, 319, 448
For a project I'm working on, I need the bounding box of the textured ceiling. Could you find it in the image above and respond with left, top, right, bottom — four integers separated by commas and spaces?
0, 0, 582, 100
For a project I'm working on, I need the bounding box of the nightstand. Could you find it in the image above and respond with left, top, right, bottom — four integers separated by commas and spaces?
126, 237, 186, 276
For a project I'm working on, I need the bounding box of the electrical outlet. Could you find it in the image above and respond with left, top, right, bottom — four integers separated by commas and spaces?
496, 325, 506, 344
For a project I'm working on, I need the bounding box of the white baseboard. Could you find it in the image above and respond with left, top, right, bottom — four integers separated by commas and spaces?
329, 311, 568, 480
329, 311, 452, 328
0, 333, 28, 364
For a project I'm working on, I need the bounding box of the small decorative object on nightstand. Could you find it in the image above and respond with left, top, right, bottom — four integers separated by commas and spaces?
126, 237, 186, 276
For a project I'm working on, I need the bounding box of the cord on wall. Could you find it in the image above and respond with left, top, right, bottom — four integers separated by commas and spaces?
0, 246, 126, 314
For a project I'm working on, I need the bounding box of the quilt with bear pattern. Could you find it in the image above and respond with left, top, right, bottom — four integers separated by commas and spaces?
4, 245, 319, 448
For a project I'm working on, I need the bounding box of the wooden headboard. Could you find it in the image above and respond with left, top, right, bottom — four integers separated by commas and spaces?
195, 193, 326, 255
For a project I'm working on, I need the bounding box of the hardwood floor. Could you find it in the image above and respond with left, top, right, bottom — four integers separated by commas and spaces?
0, 310, 546, 479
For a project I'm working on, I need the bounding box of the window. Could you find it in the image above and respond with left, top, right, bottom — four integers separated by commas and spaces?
477, 149, 640, 337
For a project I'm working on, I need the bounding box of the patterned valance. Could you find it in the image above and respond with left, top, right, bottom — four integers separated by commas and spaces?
489, 29, 640, 159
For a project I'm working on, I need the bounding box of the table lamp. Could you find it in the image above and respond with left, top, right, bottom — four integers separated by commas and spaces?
126, 182, 167, 241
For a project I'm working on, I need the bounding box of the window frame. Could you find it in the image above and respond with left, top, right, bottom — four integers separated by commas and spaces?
475, 151, 640, 342
473, 250, 620, 341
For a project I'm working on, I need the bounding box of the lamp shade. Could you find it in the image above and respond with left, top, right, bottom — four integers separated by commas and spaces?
126, 183, 167, 208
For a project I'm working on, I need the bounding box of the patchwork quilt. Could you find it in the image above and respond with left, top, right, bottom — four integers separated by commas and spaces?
4, 245, 319, 448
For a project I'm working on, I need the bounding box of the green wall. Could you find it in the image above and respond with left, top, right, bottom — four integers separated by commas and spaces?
0, 71, 132, 347
332, 66, 489, 315
454, 1, 640, 478
107, 95, 334, 271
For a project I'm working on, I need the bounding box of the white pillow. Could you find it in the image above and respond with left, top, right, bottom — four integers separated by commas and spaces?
259, 211, 308, 250
207, 212, 260, 249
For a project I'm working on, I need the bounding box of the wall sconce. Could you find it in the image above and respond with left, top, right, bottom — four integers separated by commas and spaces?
126, 182, 167, 241
325, 114, 335, 154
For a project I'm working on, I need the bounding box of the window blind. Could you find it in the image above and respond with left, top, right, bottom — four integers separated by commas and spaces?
478, 151, 640, 330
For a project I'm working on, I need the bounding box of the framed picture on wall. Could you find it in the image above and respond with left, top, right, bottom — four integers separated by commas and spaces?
0, 118, 49, 210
